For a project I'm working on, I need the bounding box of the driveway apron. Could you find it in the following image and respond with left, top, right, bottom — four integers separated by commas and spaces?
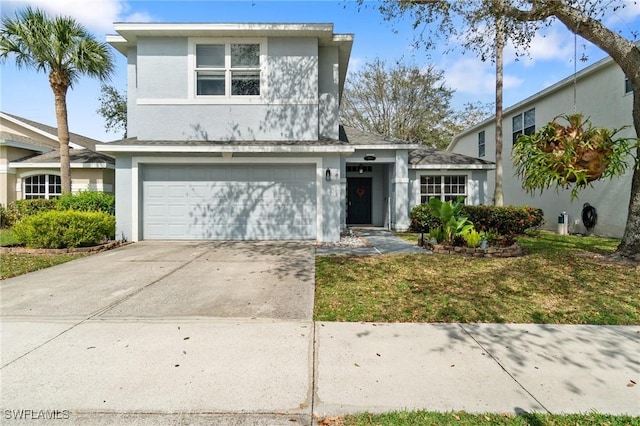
1, 241, 315, 425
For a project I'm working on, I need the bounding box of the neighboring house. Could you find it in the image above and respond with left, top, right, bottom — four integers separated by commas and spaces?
449, 54, 636, 238
0, 112, 115, 206
99, 22, 493, 242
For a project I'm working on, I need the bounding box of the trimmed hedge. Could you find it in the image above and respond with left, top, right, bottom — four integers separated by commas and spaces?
2, 199, 57, 228
410, 203, 544, 236
1, 192, 115, 228
12, 211, 115, 249
56, 191, 115, 215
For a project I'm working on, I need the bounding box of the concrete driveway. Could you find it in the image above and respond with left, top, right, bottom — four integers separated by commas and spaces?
1, 241, 316, 425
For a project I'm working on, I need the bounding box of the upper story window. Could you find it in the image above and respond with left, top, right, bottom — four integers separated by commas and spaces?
191, 38, 264, 99
512, 108, 535, 145
478, 130, 485, 157
23, 174, 61, 199
625, 77, 632, 94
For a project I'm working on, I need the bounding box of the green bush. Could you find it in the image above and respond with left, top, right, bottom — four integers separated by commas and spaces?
463, 205, 545, 235
3, 199, 58, 227
13, 210, 115, 249
56, 191, 115, 215
410, 203, 442, 233
410, 203, 544, 236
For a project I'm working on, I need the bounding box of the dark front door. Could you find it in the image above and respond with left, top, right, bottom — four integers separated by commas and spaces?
347, 177, 372, 225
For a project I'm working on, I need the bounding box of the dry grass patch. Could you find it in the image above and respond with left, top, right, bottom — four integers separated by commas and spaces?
315, 233, 639, 324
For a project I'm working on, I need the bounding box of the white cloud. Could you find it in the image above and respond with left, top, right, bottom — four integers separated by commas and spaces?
1, 0, 154, 34
441, 55, 523, 98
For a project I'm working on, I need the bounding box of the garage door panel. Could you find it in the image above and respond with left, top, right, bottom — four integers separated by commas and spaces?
142, 164, 317, 240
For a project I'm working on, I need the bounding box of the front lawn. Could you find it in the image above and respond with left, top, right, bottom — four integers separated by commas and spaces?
326, 411, 639, 425
315, 232, 640, 324
0, 252, 85, 280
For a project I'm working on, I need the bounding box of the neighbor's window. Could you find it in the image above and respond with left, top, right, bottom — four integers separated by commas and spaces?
23, 174, 61, 199
625, 77, 632, 94
512, 108, 535, 144
420, 175, 467, 204
195, 42, 261, 97
478, 130, 485, 157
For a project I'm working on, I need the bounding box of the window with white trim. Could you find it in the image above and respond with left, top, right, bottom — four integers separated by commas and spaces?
512, 108, 535, 145
478, 130, 485, 157
194, 41, 262, 97
420, 175, 467, 204
23, 174, 61, 199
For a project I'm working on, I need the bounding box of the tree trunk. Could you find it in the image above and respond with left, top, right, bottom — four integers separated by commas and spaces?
50, 73, 71, 194
616, 84, 640, 257
493, 14, 505, 207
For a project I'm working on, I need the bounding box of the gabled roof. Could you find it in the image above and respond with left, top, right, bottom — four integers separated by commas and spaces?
410, 147, 495, 170
0, 111, 99, 150
0, 131, 56, 152
10, 149, 115, 169
340, 126, 420, 149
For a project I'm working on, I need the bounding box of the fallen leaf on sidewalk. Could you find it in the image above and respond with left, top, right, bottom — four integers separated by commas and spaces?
354, 363, 360, 367
183, 337, 190, 340
627, 380, 636, 387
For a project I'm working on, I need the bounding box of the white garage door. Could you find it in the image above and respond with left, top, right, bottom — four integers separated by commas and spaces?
142, 164, 317, 240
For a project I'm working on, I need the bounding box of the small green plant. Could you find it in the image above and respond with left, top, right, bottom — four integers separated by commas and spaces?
464, 228, 482, 248
428, 227, 445, 244
13, 210, 115, 248
427, 197, 474, 245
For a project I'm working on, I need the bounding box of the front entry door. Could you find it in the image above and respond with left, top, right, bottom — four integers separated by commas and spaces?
347, 177, 372, 225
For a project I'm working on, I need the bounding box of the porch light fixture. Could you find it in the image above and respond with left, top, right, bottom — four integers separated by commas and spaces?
364, 154, 376, 161
325, 168, 332, 181
358, 164, 364, 174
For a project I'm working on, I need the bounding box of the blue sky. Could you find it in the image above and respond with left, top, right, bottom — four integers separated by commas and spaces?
1, 0, 639, 142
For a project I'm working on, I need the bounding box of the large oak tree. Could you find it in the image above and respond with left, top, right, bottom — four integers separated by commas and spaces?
370, 0, 640, 257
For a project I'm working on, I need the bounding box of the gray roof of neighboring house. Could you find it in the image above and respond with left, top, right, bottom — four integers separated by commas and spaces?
1, 112, 100, 150
10, 149, 115, 167
410, 147, 495, 168
340, 126, 418, 146
0, 131, 57, 151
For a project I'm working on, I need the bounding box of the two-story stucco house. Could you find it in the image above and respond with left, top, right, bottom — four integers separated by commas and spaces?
99, 22, 493, 242
449, 54, 636, 238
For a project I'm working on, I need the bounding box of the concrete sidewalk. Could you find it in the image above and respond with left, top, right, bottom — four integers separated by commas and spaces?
2, 320, 638, 424
1, 241, 639, 424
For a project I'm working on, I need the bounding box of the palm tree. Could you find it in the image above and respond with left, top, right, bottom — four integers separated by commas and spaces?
0, 7, 114, 194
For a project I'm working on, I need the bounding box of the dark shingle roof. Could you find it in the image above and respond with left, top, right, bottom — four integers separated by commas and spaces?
0, 131, 57, 151
410, 148, 495, 168
12, 149, 115, 166
340, 125, 418, 146
2, 112, 100, 150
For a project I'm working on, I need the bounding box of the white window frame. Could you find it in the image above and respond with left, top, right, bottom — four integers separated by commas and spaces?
478, 130, 485, 158
418, 172, 469, 204
188, 37, 267, 102
22, 173, 61, 199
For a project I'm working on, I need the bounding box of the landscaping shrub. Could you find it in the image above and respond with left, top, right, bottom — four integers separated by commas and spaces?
410, 203, 544, 236
3, 199, 58, 227
13, 210, 115, 249
463, 205, 545, 235
0, 204, 8, 228
56, 191, 115, 215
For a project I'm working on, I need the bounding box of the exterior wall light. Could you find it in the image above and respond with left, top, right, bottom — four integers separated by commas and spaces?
325, 168, 332, 181
358, 164, 364, 174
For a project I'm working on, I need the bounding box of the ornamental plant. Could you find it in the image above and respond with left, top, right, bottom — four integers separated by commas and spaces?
427, 196, 474, 245
512, 113, 638, 200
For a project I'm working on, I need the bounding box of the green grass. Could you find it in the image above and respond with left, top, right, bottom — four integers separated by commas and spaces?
315, 232, 640, 324
337, 410, 639, 425
0, 253, 85, 279
0, 228, 20, 246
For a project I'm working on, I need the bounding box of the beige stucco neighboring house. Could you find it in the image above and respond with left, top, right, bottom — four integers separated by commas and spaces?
0, 111, 115, 206
448, 54, 636, 238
